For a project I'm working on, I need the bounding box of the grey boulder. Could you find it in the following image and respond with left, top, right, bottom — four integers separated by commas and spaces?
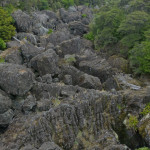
31, 49, 60, 76
0, 63, 35, 95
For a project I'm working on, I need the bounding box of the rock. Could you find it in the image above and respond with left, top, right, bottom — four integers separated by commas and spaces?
12, 10, 34, 32
15, 33, 38, 45
39, 142, 62, 150
0, 63, 35, 95
42, 10, 58, 20
4, 48, 23, 65
0, 90, 12, 114
69, 21, 89, 36
42, 74, 53, 84
6, 40, 21, 48
63, 75, 73, 85
20, 144, 37, 150
103, 77, 120, 91
37, 99, 51, 112
78, 73, 102, 90
32, 23, 49, 36
21, 43, 45, 62
31, 49, 60, 76
22, 95, 36, 113
56, 37, 84, 57
59, 8, 81, 23
108, 55, 129, 73
68, 6, 77, 12
139, 113, 150, 147
115, 74, 141, 90
0, 109, 14, 126
47, 29, 72, 46
79, 57, 114, 83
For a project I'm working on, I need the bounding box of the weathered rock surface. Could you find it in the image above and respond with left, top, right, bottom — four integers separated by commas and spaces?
31, 49, 60, 76
0, 6, 149, 150
0, 63, 35, 95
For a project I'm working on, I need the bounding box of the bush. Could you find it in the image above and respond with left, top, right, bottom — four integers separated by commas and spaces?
129, 41, 150, 74
127, 115, 138, 131
0, 7, 15, 43
0, 38, 6, 50
83, 32, 94, 41
141, 103, 150, 116
136, 147, 150, 150
47, 29, 53, 34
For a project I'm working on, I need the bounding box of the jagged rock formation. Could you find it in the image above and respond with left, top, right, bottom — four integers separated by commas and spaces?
0, 5, 150, 150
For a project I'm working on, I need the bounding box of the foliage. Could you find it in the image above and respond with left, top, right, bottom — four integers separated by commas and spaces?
62, 0, 74, 8
0, 7, 15, 43
83, 32, 94, 41
136, 147, 150, 150
0, 38, 6, 50
47, 29, 53, 34
127, 115, 138, 131
0, 57, 5, 63
91, 8, 124, 49
82, 14, 87, 18
141, 103, 150, 116
129, 41, 150, 74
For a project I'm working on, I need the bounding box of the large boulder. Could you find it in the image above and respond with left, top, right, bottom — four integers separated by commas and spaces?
0, 63, 35, 95
21, 43, 45, 62
15, 33, 38, 45
56, 37, 84, 57
47, 29, 72, 46
30, 49, 60, 76
12, 10, 34, 32
59, 8, 81, 23
79, 57, 114, 83
108, 55, 129, 73
3, 47, 23, 65
69, 21, 89, 36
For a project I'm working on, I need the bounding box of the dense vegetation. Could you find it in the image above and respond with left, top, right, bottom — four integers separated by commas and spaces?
0, 0, 101, 11
0, 7, 15, 50
86, 0, 150, 74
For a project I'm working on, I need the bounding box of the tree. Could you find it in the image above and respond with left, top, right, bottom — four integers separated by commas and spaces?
129, 41, 150, 74
91, 8, 124, 49
0, 7, 15, 49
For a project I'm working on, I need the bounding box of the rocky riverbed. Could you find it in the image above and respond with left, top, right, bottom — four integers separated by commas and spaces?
0, 6, 150, 150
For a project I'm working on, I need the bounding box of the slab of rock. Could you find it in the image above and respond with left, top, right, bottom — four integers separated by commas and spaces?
47, 29, 72, 46
21, 43, 44, 62
31, 49, 60, 76
0, 90, 12, 114
56, 37, 84, 57
79, 57, 113, 83
78, 73, 102, 90
12, 10, 34, 32
0, 63, 35, 95
0, 109, 14, 126
69, 21, 89, 36
5, 49, 23, 65
39, 142, 62, 150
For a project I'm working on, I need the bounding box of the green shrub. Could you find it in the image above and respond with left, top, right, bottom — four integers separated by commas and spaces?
47, 28, 53, 34
82, 14, 87, 18
0, 38, 6, 50
136, 147, 150, 150
62, 0, 74, 8
0, 57, 5, 63
0, 7, 16, 42
129, 41, 150, 74
83, 32, 94, 41
141, 103, 150, 116
127, 115, 138, 131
